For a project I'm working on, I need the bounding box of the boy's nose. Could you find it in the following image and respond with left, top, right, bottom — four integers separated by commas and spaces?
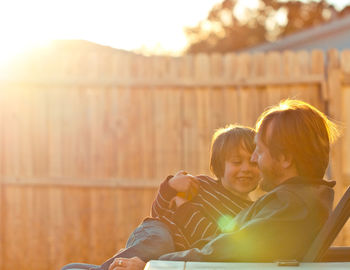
241, 161, 251, 172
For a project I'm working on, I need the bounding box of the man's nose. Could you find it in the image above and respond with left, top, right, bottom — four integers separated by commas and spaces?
251, 151, 257, 162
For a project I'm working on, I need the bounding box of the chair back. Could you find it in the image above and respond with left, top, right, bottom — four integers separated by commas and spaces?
303, 186, 350, 262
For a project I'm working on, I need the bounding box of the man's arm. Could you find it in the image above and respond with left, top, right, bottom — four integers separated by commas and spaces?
159, 190, 316, 262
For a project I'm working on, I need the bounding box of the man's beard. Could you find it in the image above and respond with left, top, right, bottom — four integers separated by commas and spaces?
259, 163, 283, 192
260, 177, 277, 192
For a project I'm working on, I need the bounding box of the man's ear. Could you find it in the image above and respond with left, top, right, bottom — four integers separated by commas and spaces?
279, 152, 294, 169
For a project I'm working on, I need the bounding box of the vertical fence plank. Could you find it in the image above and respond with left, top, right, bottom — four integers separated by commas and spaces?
340, 50, 350, 246
138, 86, 156, 180
281, 50, 298, 99
2, 89, 19, 179
328, 49, 343, 193
249, 53, 267, 127
164, 58, 183, 176
103, 88, 119, 179
223, 53, 240, 127
340, 50, 350, 181
311, 50, 326, 111
327, 50, 345, 246
48, 188, 65, 269
182, 55, 198, 173
237, 53, 253, 126
195, 55, 211, 175
75, 87, 92, 180
266, 52, 284, 109
48, 87, 63, 179
0, 84, 3, 270
209, 54, 226, 132
297, 51, 317, 106
153, 57, 182, 178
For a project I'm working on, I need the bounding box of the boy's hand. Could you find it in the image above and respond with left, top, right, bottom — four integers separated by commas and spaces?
168, 170, 199, 200
171, 195, 188, 208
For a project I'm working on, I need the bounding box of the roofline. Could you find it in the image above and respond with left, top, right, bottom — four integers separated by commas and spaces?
242, 15, 350, 52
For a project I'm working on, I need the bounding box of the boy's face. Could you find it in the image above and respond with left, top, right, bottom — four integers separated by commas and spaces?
221, 145, 260, 198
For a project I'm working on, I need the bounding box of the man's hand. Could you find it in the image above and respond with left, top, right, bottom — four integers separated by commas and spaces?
168, 171, 199, 200
108, 257, 146, 270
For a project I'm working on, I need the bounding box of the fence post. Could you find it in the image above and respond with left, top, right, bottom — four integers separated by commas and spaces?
327, 50, 345, 245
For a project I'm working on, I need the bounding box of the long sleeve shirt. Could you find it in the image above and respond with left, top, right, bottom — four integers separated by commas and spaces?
151, 175, 253, 250
159, 176, 335, 262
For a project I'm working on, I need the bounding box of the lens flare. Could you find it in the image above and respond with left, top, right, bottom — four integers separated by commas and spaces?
218, 215, 237, 233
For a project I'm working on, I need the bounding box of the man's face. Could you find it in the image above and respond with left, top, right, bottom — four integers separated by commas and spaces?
251, 128, 284, 192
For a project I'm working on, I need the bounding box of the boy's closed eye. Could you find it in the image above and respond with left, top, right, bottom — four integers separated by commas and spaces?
229, 159, 242, 165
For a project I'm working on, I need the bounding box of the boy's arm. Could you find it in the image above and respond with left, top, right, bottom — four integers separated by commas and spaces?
151, 171, 199, 218
151, 176, 178, 218
172, 202, 219, 247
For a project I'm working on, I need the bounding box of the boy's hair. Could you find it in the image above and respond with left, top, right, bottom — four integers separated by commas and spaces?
256, 99, 340, 178
210, 124, 256, 179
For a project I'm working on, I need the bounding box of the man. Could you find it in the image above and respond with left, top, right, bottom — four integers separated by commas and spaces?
156, 99, 339, 262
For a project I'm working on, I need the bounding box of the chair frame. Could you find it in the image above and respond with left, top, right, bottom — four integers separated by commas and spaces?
302, 186, 350, 262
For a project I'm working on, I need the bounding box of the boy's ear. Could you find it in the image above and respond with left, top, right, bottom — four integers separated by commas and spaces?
279, 152, 293, 169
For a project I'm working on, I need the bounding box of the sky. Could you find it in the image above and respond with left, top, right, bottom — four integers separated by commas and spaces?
0, 0, 350, 64
0, 0, 222, 64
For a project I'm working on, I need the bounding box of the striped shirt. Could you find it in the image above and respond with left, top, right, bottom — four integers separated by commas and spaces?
151, 175, 253, 250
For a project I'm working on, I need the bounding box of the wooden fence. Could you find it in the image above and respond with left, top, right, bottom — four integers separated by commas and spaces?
0, 47, 349, 270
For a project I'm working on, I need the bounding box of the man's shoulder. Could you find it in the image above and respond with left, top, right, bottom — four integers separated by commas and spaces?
277, 178, 334, 200
254, 186, 302, 208
254, 179, 334, 213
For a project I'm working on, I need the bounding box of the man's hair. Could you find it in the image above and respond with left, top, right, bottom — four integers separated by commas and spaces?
256, 99, 340, 178
210, 124, 256, 179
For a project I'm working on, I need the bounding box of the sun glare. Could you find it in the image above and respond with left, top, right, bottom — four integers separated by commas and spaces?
0, 0, 226, 62
1, 0, 350, 63
0, 40, 52, 69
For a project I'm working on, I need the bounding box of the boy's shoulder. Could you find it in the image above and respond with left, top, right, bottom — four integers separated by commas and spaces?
195, 174, 219, 186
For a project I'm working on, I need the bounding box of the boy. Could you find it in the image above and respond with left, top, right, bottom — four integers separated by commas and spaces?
62, 124, 260, 270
